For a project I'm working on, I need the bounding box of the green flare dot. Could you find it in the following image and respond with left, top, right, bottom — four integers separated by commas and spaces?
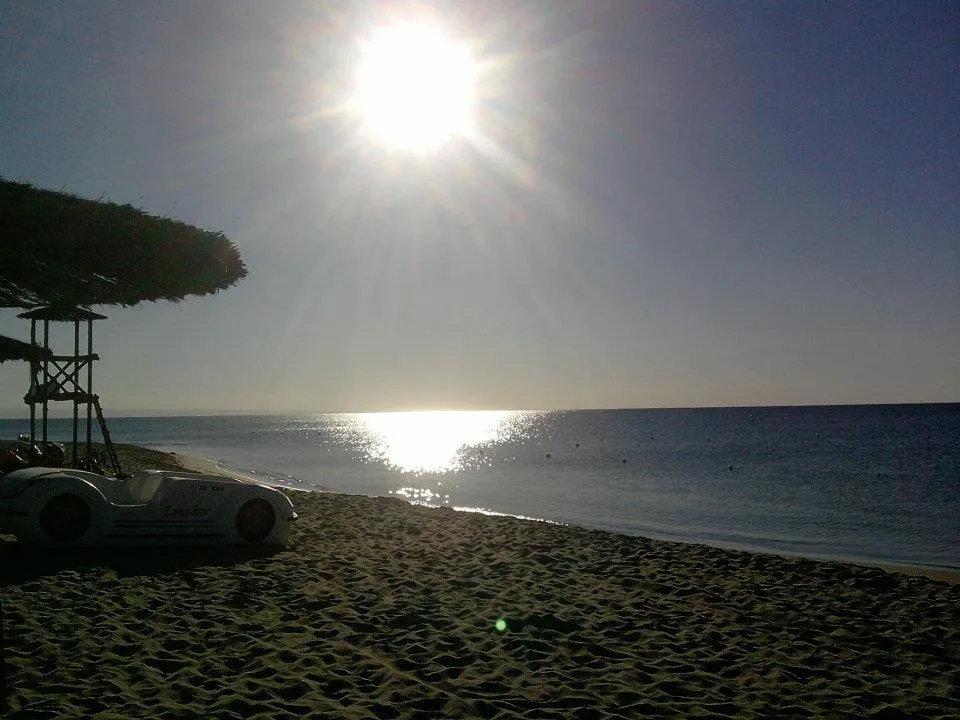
495, 619, 507, 632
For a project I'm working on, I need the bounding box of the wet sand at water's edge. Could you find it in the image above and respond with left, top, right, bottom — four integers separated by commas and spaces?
1, 445, 958, 718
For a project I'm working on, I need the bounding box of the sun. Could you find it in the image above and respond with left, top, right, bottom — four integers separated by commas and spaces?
354, 24, 475, 151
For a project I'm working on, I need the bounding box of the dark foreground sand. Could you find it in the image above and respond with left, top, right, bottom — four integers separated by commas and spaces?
1, 450, 958, 719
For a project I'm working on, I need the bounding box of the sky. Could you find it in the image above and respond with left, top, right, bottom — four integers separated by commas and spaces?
1, 0, 958, 415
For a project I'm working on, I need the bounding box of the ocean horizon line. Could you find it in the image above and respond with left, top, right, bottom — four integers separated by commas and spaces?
2, 399, 958, 422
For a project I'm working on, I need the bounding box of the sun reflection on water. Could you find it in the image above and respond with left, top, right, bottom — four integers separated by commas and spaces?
358, 410, 510, 475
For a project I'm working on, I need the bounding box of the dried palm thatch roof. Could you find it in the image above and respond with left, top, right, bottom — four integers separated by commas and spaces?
0, 179, 247, 308
0, 334, 53, 363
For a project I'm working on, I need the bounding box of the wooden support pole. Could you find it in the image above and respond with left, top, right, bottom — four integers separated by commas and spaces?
29, 319, 37, 447
87, 319, 94, 457
42, 319, 49, 447
73, 319, 80, 466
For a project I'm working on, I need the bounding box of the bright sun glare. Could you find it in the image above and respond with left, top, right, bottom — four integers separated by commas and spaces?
361, 410, 507, 475
354, 24, 475, 151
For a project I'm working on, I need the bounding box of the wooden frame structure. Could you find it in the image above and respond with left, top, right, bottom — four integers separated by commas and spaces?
18, 305, 123, 476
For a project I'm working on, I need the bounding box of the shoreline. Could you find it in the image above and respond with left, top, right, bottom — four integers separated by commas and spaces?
172, 449, 960, 586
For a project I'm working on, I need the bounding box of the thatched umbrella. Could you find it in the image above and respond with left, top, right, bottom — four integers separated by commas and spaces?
0, 334, 52, 363
0, 179, 247, 309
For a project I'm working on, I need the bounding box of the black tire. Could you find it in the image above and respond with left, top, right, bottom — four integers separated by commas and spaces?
39, 493, 91, 543
235, 498, 276, 543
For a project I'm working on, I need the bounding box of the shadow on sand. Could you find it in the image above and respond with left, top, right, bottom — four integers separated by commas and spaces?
0, 538, 283, 585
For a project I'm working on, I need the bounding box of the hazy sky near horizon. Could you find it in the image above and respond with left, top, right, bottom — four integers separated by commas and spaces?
1, 1, 958, 415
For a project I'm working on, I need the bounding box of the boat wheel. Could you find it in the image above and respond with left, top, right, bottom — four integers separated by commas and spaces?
235, 498, 276, 542
39, 493, 91, 543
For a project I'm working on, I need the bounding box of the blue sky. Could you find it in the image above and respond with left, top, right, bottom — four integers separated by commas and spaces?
1, 1, 957, 414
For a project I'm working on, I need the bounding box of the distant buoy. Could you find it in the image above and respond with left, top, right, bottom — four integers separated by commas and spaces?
622, 458, 627, 464
728, 464, 735, 471
545, 453, 551, 458
575, 442, 580, 448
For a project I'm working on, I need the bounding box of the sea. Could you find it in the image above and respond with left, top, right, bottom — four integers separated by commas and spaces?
2, 404, 958, 571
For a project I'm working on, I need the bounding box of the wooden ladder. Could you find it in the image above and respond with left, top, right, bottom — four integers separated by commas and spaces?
92, 396, 126, 478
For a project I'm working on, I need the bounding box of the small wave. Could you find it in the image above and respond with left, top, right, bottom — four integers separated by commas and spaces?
451, 506, 560, 524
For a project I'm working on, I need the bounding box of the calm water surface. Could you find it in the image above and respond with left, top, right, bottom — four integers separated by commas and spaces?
3, 404, 957, 569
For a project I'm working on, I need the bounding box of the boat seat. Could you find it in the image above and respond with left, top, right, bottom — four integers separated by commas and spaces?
123, 473, 165, 504
95, 472, 164, 505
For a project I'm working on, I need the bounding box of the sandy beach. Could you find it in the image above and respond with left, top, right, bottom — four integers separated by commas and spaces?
1, 446, 958, 718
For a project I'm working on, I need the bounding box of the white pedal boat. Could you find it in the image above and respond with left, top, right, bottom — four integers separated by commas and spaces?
0, 467, 297, 546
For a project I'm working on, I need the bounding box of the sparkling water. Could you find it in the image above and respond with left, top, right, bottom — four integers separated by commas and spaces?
2, 404, 957, 569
